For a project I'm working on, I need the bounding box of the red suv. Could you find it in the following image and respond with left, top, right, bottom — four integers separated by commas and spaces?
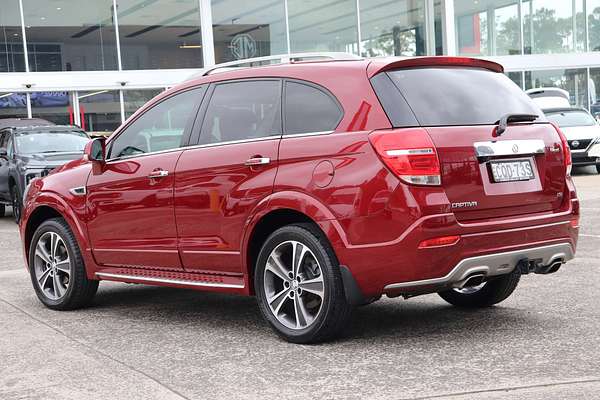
20, 56, 579, 343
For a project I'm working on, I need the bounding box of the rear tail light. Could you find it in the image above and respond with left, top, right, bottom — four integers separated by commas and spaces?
551, 123, 572, 176
369, 128, 441, 186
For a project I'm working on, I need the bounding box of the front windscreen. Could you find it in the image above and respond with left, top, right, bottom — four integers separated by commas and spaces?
384, 67, 543, 126
545, 110, 596, 128
15, 132, 90, 155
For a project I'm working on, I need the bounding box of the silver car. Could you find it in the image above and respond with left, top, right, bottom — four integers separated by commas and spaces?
544, 107, 600, 173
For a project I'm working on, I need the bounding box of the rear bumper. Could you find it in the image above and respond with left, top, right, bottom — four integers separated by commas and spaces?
572, 154, 599, 166
572, 143, 600, 165
383, 242, 574, 294
325, 199, 579, 298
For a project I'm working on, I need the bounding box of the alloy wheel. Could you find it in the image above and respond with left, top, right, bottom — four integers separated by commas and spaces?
33, 231, 72, 300
263, 240, 325, 330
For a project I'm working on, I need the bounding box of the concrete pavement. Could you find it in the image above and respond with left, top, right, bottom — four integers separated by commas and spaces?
1, 168, 599, 400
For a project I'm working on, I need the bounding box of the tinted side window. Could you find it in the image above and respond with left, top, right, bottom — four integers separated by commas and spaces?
370, 73, 418, 127
109, 87, 204, 159
284, 81, 342, 134
385, 67, 543, 126
199, 80, 281, 145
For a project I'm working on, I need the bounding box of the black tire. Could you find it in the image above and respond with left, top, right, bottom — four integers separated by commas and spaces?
596, 164, 600, 174
10, 185, 21, 224
28, 218, 98, 310
437, 269, 521, 308
254, 223, 353, 344
0, 204, 4, 218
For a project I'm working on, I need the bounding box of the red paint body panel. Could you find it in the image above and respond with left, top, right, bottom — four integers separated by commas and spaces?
86, 151, 183, 270
426, 124, 566, 221
174, 139, 280, 274
19, 56, 579, 302
20, 160, 100, 280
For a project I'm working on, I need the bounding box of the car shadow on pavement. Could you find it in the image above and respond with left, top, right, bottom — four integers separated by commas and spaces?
345, 300, 524, 341
90, 283, 527, 343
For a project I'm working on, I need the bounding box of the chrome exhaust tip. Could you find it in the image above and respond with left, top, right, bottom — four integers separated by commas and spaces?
458, 273, 486, 289
534, 258, 565, 275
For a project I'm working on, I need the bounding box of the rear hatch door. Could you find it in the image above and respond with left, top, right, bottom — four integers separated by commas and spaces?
374, 65, 568, 222
427, 124, 565, 221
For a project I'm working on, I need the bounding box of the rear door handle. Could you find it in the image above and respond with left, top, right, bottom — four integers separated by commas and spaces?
244, 157, 271, 166
148, 170, 169, 179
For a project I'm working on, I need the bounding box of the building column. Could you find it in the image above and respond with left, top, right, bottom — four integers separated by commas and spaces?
440, 0, 456, 56
424, 0, 436, 55
199, 0, 215, 66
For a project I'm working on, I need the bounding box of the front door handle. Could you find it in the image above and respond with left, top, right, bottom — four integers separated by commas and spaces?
244, 157, 271, 166
148, 170, 169, 179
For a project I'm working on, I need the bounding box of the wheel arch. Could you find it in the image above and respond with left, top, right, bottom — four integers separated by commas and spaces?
242, 191, 349, 289
244, 208, 321, 294
22, 195, 92, 275
24, 205, 63, 257
243, 206, 367, 306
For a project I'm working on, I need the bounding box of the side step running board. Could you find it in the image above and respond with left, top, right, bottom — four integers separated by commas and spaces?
95, 269, 245, 290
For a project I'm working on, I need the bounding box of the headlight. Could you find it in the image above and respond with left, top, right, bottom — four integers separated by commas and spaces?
26, 171, 41, 185
23, 168, 52, 184
22, 182, 32, 203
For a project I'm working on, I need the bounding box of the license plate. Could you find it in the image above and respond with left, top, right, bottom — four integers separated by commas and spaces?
489, 159, 534, 183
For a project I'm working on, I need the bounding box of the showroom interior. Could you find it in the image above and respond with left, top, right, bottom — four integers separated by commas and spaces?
1, 0, 600, 135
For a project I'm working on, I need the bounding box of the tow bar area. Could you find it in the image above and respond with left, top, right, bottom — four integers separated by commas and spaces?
384, 242, 574, 294
516, 257, 565, 275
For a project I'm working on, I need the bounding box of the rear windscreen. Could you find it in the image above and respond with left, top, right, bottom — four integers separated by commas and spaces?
380, 67, 543, 127
545, 110, 596, 128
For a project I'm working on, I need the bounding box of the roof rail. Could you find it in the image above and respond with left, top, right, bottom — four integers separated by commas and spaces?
187, 52, 362, 80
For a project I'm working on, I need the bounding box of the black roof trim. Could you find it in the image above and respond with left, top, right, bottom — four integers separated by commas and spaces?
542, 107, 588, 114
12, 125, 87, 134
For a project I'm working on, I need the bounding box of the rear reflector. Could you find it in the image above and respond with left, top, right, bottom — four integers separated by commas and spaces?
551, 123, 572, 176
369, 128, 441, 186
418, 235, 461, 249
570, 217, 580, 229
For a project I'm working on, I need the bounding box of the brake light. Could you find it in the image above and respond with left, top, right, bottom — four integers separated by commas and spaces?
551, 123, 572, 176
369, 128, 441, 186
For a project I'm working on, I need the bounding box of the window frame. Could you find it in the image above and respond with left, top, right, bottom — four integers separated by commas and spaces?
5, 134, 14, 159
282, 78, 344, 137
106, 85, 208, 162
0, 131, 7, 152
0, 130, 15, 159
189, 78, 284, 147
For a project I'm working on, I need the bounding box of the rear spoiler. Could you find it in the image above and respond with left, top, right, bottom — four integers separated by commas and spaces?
366, 57, 504, 78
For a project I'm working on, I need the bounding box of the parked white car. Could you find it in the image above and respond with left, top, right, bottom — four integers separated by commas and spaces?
544, 107, 600, 173
526, 88, 571, 109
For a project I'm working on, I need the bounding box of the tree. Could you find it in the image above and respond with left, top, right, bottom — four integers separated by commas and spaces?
589, 6, 600, 51
495, 7, 572, 55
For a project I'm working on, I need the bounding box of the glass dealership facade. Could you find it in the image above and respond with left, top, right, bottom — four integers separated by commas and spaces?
1, 0, 600, 133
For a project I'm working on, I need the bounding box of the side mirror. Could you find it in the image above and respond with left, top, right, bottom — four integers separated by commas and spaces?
84, 138, 106, 163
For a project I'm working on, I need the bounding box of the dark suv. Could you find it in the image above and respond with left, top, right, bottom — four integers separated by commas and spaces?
20, 56, 578, 343
0, 121, 90, 222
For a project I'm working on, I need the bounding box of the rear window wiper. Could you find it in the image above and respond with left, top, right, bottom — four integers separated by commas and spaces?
495, 113, 539, 136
